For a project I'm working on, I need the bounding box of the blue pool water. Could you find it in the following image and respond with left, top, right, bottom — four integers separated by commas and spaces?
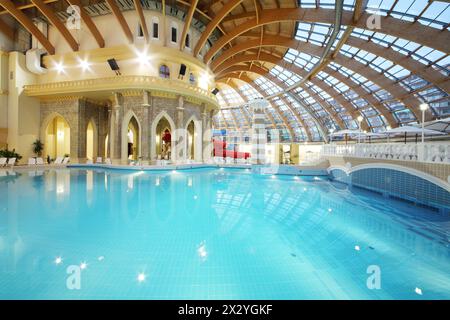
0, 167, 449, 299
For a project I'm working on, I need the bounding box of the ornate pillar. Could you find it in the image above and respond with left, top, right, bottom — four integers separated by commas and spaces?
250, 99, 269, 165
141, 91, 151, 163
202, 105, 212, 162
175, 95, 185, 163
77, 99, 87, 163
109, 93, 123, 164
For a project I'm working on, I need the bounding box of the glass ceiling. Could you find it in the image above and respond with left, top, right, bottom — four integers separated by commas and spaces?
213, 0, 450, 142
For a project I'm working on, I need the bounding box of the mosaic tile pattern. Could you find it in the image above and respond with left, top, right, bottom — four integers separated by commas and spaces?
330, 168, 450, 213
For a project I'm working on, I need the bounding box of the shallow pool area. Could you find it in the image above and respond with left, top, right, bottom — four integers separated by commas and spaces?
0, 167, 449, 299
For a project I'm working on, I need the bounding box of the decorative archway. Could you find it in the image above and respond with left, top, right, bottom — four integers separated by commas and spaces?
151, 111, 176, 162
40, 112, 71, 160
86, 119, 98, 161
121, 111, 141, 163
185, 115, 202, 162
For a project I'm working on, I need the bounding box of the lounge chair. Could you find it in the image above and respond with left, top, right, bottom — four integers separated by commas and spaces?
54, 157, 63, 165
0, 158, 7, 167
36, 157, 44, 165
7, 158, 16, 167
105, 158, 112, 164
28, 158, 36, 165
62, 157, 70, 164
0, 170, 6, 176
96, 157, 103, 163
86, 159, 93, 164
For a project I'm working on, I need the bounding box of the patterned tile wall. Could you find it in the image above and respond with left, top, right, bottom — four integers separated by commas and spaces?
330, 168, 450, 214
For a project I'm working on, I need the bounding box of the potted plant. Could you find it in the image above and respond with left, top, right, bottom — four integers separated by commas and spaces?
32, 139, 44, 157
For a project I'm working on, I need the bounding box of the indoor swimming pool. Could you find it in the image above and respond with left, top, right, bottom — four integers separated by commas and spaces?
0, 168, 449, 299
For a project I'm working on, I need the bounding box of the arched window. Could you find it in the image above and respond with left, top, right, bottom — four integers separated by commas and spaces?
189, 73, 196, 85
159, 65, 170, 79
152, 18, 159, 39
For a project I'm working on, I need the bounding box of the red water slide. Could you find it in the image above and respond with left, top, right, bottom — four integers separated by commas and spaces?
213, 140, 250, 159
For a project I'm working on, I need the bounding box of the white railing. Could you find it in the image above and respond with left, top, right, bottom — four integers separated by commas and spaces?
321, 143, 450, 164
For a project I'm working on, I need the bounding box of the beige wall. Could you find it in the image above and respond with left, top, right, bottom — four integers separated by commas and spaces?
48, 10, 202, 56
0, 52, 8, 147
7, 52, 40, 161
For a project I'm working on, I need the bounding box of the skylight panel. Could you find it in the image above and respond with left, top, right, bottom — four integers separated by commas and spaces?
254, 77, 282, 95
217, 93, 226, 107
366, 0, 396, 13
419, 1, 450, 28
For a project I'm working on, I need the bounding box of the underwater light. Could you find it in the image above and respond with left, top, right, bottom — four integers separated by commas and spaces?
197, 243, 207, 259
415, 287, 423, 295
80, 262, 88, 270
55, 257, 63, 265
354, 246, 360, 251
137, 273, 146, 282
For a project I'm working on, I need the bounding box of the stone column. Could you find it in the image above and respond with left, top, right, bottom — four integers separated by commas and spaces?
202, 106, 212, 162
77, 99, 87, 163
141, 91, 151, 163
250, 99, 269, 165
67, 98, 81, 163
97, 104, 108, 159
109, 93, 123, 164
175, 95, 185, 163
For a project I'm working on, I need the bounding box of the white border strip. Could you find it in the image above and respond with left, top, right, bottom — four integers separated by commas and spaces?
327, 163, 450, 193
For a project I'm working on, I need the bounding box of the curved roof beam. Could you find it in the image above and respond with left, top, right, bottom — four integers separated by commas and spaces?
218, 70, 329, 141
221, 81, 252, 128
346, 37, 450, 94
210, 35, 429, 121
278, 96, 313, 141
222, 78, 313, 141
239, 31, 450, 95
0, 0, 55, 54
219, 74, 318, 141
105, 0, 133, 44
220, 75, 315, 141
31, 0, 79, 51
180, 0, 199, 50
67, 0, 105, 48
0, 16, 13, 40
133, 0, 150, 43
216, 8, 449, 54
217, 64, 362, 131
194, 0, 244, 56
230, 76, 295, 139
215, 51, 396, 127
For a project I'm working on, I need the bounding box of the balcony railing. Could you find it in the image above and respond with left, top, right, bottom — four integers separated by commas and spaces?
321, 143, 450, 164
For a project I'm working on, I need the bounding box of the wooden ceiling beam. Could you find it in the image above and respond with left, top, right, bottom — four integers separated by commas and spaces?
194, 0, 244, 56
0, 0, 55, 54
105, 0, 133, 44
180, 0, 198, 50
0, 16, 14, 40
66, 0, 105, 48
133, 0, 149, 43
208, 8, 450, 63
31, 0, 79, 51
